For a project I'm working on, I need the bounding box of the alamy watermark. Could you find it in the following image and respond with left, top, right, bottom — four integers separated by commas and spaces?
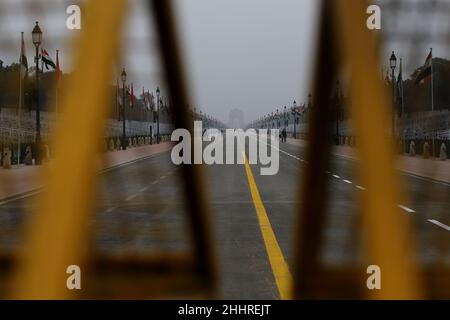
171, 121, 280, 176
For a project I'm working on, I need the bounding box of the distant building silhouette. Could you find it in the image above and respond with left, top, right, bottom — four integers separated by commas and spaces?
228, 109, 244, 129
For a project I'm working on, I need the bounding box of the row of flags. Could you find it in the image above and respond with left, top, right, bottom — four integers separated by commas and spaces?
115, 82, 170, 123
19, 32, 61, 79
385, 48, 434, 117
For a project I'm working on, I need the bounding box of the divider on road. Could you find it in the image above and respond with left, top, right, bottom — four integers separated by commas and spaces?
242, 152, 293, 300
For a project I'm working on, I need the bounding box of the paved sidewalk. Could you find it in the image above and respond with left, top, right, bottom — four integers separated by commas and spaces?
0, 142, 173, 202
287, 138, 450, 184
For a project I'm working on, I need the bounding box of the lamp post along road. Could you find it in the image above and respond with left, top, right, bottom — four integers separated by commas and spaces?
32, 21, 42, 165
121, 68, 127, 150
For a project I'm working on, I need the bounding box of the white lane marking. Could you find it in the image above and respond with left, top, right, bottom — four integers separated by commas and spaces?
343, 179, 352, 184
160, 175, 167, 180
356, 185, 366, 190
398, 205, 415, 213
152, 181, 158, 185
0, 189, 43, 206
428, 219, 450, 231
139, 186, 148, 192
105, 207, 116, 213
126, 194, 137, 201
332, 174, 341, 179
254, 135, 304, 162
325, 171, 331, 174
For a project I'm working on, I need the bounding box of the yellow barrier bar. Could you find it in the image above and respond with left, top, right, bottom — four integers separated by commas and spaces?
333, 0, 422, 299
11, 0, 127, 299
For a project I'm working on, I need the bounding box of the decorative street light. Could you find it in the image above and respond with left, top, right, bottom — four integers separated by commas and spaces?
32, 21, 42, 164
156, 86, 160, 144
390, 51, 397, 138
121, 68, 127, 150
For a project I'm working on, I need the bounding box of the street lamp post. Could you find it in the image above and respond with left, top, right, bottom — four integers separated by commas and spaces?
32, 21, 42, 164
390, 51, 397, 138
156, 87, 160, 144
121, 68, 127, 150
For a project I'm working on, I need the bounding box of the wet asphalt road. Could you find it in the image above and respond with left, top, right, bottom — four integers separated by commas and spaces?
0, 141, 449, 299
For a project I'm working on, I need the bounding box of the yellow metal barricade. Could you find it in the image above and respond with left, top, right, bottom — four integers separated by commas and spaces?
293, 0, 422, 299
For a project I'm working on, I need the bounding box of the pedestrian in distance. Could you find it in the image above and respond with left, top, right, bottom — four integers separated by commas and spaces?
282, 128, 287, 143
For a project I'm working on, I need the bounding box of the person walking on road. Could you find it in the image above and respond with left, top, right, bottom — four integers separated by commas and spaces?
281, 128, 287, 143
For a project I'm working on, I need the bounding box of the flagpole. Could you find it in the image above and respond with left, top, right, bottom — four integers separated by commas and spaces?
18, 32, 24, 168
55, 50, 59, 114
116, 79, 120, 121
430, 48, 434, 112
430, 48, 435, 156
400, 58, 404, 115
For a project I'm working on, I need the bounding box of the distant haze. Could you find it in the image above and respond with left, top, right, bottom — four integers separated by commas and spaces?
174, 0, 320, 124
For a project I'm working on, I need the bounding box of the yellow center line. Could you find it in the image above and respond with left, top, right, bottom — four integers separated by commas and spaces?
242, 151, 293, 300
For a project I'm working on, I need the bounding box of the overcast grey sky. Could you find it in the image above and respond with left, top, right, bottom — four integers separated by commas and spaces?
174, 0, 320, 124
1, 0, 449, 124
0, 0, 319, 124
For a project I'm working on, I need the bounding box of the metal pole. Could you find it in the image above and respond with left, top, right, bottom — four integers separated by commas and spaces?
35, 45, 41, 164
18, 32, 24, 167
293, 114, 297, 139
392, 67, 395, 138
122, 82, 126, 150
157, 97, 160, 143
430, 48, 435, 156
336, 84, 340, 145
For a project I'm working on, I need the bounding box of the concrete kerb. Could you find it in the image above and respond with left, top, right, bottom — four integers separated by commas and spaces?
0, 143, 172, 203
286, 138, 450, 185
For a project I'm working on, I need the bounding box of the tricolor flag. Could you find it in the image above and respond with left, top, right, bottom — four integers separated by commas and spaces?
142, 87, 147, 109
149, 92, 155, 111
130, 83, 135, 108
19, 32, 28, 77
397, 58, 404, 117
41, 48, 56, 70
56, 50, 61, 85
416, 50, 432, 84
116, 79, 121, 121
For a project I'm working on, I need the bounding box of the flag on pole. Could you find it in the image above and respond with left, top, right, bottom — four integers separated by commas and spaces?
415, 50, 432, 84
149, 92, 154, 111
56, 50, 61, 84
116, 80, 122, 106
19, 32, 28, 77
116, 79, 121, 121
41, 48, 56, 70
130, 83, 135, 108
142, 86, 146, 109
397, 58, 404, 116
